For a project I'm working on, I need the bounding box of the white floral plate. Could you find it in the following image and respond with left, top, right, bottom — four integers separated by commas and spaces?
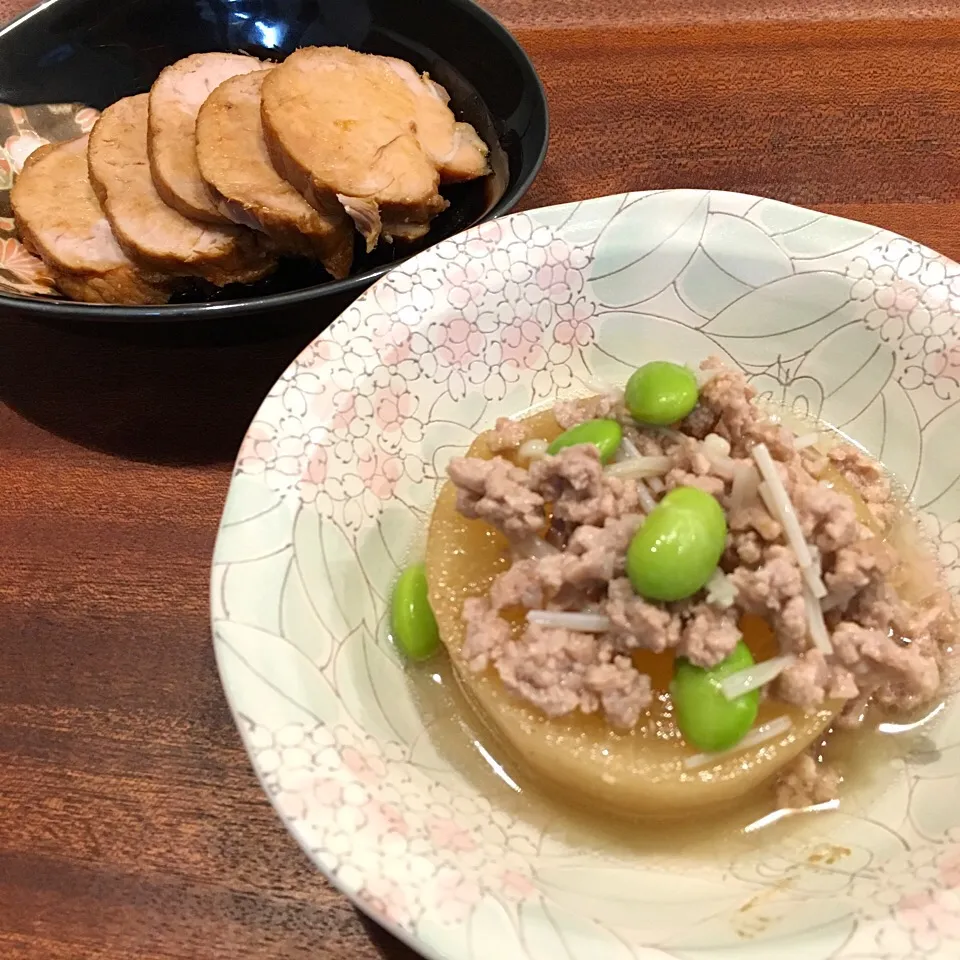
211, 190, 960, 960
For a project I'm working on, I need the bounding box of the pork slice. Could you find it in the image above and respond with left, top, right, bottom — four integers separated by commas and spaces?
195, 69, 353, 278
88, 95, 275, 286
377, 55, 490, 182
12, 136, 173, 305
260, 46, 488, 250
148, 52, 265, 224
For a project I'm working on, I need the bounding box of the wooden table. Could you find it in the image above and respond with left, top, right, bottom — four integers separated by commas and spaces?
3, 1, 960, 957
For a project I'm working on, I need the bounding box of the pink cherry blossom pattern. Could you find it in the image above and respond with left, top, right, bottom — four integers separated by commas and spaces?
358, 875, 415, 928
74, 107, 100, 133
248, 719, 542, 937
554, 297, 597, 348
851, 242, 960, 401
427, 815, 478, 855
230, 212, 602, 509
897, 888, 960, 954
372, 378, 418, 444
0, 236, 57, 296
297, 444, 329, 510
357, 448, 404, 501
430, 867, 483, 925
4, 132, 48, 175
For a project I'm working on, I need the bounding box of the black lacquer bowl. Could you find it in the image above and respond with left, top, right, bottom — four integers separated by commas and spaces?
0, 0, 548, 326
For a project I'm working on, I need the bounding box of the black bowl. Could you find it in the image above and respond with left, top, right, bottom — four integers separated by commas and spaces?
0, 0, 548, 327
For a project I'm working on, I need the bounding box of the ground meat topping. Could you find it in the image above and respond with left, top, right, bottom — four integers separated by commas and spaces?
483, 416, 528, 453
775, 754, 841, 809
446, 356, 953, 740
447, 456, 545, 539
825, 538, 896, 611
553, 392, 627, 430
489, 559, 545, 612
676, 603, 741, 667
460, 597, 511, 672
832, 621, 941, 701
692, 359, 760, 454
529, 445, 641, 525
729, 504, 782, 542
827, 445, 894, 525
793, 481, 864, 553
664, 468, 726, 499
776, 648, 858, 710
725, 529, 764, 567
729, 545, 802, 615
604, 576, 681, 653
494, 625, 652, 729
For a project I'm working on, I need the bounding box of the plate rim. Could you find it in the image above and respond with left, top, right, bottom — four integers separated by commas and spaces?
210, 187, 951, 960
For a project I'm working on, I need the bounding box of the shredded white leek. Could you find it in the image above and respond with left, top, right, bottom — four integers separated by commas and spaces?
517, 438, 549, 462
513, 537, 560, 560
793, 432, 821, 450
582, 377, 622, 399
606, 456, 673, 480
617, 437, 641, 460
752, 448, 814, 569
526, 610, 612, 632
684, 716, 794, 769
705, 454, 736, 479
804, 587, 833, 653
729, 462, 761, 512
801, 562, 828, 600
702, 433, 735, 477
753, 444, 828, 599
717, 655, 797, 700
703, 433, 731, 458
705, 568, 737, 609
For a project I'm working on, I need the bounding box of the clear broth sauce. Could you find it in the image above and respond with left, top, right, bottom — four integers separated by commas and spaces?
402, 403, 955, 861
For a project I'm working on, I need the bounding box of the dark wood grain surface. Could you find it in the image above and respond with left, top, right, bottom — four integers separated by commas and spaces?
4, 2, 960, 957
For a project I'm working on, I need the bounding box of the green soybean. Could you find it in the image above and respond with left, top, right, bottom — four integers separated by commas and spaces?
625, 361, 699, 425
625, 487, 726, 602
671, 640, 759, 753
547, 418, 623, 464
391, 564, 440, 661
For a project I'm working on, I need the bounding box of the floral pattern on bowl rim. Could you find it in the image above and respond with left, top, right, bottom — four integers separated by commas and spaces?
0, 101, 100, 296
211, 189, 960, 960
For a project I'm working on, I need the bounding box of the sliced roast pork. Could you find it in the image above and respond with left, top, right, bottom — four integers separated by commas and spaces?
88, 95, 275, 286
12, 136, 173, 305
379, 55, 490, 182
195, 70, 354, 278
260, 46, 489, 249
149, 52, 265, 224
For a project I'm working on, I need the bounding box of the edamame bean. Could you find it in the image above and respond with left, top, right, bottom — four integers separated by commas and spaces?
625, 361, 699, 425
671, 640, 759, 752
391, 564, 440, 661
625, 487, 726, 601
547, 418, 623, 464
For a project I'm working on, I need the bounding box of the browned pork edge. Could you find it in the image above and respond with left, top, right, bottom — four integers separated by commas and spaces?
148, 52, 266, 224
259, 47, 461, 251
195, 69, 354, 278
